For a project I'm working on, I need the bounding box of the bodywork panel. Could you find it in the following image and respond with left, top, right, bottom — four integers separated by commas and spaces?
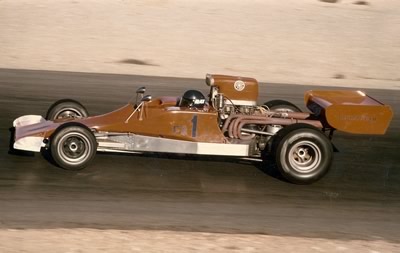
206, 74, 259, 105
13, 115, 53, 151
13, 98, 227, 152
305, 90, 393, 134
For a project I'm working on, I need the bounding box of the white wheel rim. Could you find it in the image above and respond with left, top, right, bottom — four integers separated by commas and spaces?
288, 140, 322, 174
57, 132, 91, 165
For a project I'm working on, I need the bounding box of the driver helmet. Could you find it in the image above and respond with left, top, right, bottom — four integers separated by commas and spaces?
179, 90, 206, 109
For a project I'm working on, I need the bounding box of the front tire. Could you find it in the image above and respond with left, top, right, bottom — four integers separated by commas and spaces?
50, 125, 97, 170
273, 124, 333, 184
46, 99, 88, 120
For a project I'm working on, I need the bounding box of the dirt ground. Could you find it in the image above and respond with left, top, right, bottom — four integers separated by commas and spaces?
0, 0, 399, 89
0, 229, 399, 253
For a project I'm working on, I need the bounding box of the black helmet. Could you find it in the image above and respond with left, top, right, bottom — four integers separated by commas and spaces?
179, 90, 206, 109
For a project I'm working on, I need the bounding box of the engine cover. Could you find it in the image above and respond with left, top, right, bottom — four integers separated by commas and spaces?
206, 74, 258, 106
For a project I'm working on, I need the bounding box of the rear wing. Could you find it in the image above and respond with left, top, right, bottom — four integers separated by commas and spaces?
305, 90, 393, 135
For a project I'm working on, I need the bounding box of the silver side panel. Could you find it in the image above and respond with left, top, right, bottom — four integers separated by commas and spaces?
97, 133, 249, 156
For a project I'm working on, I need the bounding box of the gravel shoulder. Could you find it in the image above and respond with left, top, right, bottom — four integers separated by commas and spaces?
1, 229, 399, 253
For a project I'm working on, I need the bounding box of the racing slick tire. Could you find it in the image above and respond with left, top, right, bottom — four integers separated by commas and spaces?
264, 100, 302, 112
272, 123, 333, 184
46, 99, 88, 120
50, 124, 97, 170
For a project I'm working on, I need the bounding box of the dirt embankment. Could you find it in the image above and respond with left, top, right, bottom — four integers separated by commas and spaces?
0, 0, 399, 89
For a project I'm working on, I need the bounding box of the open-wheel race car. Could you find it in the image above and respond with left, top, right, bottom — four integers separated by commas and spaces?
12, 74, 393, 184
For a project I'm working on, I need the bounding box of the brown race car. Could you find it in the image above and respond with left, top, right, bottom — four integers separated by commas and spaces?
12, 74, 393, 184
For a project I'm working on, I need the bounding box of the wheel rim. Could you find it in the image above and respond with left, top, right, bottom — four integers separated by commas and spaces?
288, 140, 322, 174
55, 108, 83, 119
57, 132, 92, 165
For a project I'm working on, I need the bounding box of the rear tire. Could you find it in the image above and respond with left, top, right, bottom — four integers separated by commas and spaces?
264, 100, 302, 112
46, 99, 88, 120
50, 125, 97, 170
273, 124, 333, 184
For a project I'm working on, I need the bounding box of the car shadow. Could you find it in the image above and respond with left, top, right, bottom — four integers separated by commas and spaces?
8, 127, 35, 157
257, 152, 288, 183
97, 151, 287, 183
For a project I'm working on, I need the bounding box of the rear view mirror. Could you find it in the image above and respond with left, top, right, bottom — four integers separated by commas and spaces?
135, 86, 146, 104
141, 95, 152, 102
136, 87, 146, 94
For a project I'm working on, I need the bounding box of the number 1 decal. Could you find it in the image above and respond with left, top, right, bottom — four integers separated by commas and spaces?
191, 115, 198, 137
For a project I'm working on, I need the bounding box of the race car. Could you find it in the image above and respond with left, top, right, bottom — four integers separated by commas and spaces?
12, 74, 393, 184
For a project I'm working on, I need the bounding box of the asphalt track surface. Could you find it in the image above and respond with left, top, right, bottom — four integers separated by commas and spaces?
0, 68, 399, 242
